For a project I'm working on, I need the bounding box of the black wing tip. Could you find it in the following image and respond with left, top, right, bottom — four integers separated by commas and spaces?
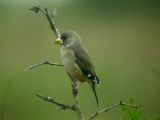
96, 97, 99, 107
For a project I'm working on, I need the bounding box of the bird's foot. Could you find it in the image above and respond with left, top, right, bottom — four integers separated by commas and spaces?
71, 83, 78, 96
74, 82, 82, 90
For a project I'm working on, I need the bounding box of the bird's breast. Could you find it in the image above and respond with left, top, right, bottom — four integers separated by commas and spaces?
60, 47, 86, 82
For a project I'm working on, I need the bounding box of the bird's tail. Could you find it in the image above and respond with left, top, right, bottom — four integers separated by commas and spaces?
91, 82, 99, 106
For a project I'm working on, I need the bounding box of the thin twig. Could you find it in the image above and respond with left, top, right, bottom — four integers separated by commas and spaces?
43, 7, 61, 38
35, 93, 75, 111
29, 6, 61, 38
0, 79, 12, 120
87, 101, 139, 120
25, 60, 63, 71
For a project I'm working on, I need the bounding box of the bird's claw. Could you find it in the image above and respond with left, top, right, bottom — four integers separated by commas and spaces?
71, 83, 78, 96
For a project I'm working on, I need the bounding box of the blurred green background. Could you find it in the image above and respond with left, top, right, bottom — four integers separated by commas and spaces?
0, 0, 160, 120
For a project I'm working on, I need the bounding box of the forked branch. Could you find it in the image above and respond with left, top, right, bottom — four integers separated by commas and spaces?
29, 6, 61, 38
35, 84, 86, 120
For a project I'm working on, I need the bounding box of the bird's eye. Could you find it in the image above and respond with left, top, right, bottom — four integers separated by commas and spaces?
60, 35, 67, 41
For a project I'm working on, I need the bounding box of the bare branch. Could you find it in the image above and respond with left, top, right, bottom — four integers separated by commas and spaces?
25, 60, 63, 71
29, 6, 61, 38
87, 101, 139, 120
43, 7, 61, 38
35, 84, 86, 120
35, 93, 75, 111
71, 83, 86, 120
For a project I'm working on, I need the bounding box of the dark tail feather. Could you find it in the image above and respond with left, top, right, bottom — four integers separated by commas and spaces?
91, 82, 99, 106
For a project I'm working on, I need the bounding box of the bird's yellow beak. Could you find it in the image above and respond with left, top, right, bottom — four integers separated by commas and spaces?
54, 38, 63, 45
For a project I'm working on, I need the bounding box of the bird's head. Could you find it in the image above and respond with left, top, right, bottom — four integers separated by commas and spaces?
54, 31, 81, 47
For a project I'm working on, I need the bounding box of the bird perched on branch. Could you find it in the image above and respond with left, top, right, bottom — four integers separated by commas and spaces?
54, 31, 100, 106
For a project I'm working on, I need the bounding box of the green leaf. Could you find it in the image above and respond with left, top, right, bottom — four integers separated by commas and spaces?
121, 98, 142, 120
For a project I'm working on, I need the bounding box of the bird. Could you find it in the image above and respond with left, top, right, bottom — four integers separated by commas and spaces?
54, 31, 100, 106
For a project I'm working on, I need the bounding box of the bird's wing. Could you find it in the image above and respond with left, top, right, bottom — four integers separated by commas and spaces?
73, 45, 100, 106
73, 46, 100, 84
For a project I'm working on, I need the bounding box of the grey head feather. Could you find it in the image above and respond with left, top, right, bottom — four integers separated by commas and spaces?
61, 31, 81, 48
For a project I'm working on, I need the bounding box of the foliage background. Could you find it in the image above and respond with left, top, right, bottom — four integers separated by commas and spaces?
0, 0, 160, 119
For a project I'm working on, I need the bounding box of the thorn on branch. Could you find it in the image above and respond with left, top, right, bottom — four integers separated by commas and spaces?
95, 112, 98, 117
51, 10, 57, 18
51, 6, 61, 17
